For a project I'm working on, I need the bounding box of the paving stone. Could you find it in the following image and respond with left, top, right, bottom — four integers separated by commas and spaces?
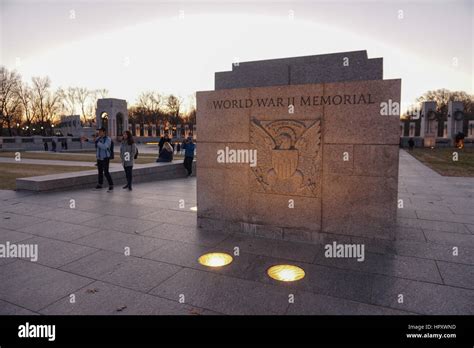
32, 208, 102, 224
437, 261, 474, 289
143, 240, 261, 281
0, 228, 34, 243
0, 299, 38, 315
60, 250, 181, 292
0, 212, 46, 230
40, 281, 206, 315
0, 202, 56, 216
394, 226, 426, 242
23, 236, 98, 268
150, 268, 290, 315
73, 229, 169, 257
0, 190, 33, 200
17, 220, 100, 242
397, 217, 471, 234
238, 254, 375, 304
141, 209, 197, 227
424, 230, 474, 248
286, 290, 414, 315
215, 234, 318, 263
396, 209, 418, 219
394, 240, 474, 265
416, 210, 474, 225
143, 241, 212, 268
81, 201, 157, 218
312, 250, 442, 283
142, 223, 230, 247
0, 260, 93, 312
370, 275, 474, 314
82, 215, 157, 234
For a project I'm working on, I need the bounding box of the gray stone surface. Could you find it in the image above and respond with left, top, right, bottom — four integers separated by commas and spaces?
150, 268, 290, 315
24, 236, 98, 268
0, 261, 93, 311
17, 220, 100, 241
286, 290, 414, 315
40, 281, 207, 315
73, 229, 169, 257
0, 152, 473, 315
61, 250, 181, 292
215, 50, 383, 90
436, 261, 474, 289
0, 300, 38, 315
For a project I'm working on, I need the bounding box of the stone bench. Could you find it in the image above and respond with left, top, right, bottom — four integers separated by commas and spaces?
16, 160, 196, 192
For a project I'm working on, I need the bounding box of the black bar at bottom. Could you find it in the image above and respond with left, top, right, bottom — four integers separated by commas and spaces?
0, 315, 472, 347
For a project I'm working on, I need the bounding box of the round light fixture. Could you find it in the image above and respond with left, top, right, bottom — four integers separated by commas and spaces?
198, 252, 233, 267
267, 264, 305, 282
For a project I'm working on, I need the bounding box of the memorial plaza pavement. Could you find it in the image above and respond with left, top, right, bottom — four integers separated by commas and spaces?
0, 150, 473, 315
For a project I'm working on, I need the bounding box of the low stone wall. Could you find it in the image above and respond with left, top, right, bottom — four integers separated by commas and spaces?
0, 136, 95, 152
16, 160, 196, 192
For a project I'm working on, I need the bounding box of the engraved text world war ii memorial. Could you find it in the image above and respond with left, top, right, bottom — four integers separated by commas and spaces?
196, 51, 401, 243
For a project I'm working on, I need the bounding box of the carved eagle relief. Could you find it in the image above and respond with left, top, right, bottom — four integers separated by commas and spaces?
250, 118, 321, 197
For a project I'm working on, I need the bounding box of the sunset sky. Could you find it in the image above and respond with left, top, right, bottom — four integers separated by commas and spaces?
1, 0, 472, 112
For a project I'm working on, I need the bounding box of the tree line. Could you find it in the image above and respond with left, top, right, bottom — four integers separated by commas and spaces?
0, 66, 196, 136
402, 89, 473, 119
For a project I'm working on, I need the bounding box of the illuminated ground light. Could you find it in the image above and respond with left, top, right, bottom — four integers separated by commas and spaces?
190, 206, 197, 212
198, 253, 233, 267
267, 265, 305, 282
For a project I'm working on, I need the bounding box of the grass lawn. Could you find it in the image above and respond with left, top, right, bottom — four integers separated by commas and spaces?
406, 147, 474, 177
0, 151, 184, 164
0, 163, 96, 190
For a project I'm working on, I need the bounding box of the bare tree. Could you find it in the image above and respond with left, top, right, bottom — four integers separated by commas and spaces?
417, 89, 474, 114
136, 91, 162, 125
58, 87, 77, 115
96, 89, 109, 98
16, 81, 36, 133
0, 66, 22, 136
31, 76, 52, 133
76, 87, 91, 123
45, 89, 62, 134
166, 94, 182, 122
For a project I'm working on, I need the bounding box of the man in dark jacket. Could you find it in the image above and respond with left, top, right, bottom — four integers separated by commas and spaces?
182, 137, 195, 176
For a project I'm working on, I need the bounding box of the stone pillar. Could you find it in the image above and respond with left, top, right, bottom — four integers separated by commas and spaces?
177, 124, 182, 140
420, 101, 436, 139
409, 122, 416, 137
135, 124, 141, 137
447, 101, 464, 145
152, 125, 157, 137
468, 121, 474, 138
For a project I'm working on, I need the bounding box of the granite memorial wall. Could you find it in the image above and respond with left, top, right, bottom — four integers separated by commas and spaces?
197, 51, 401, 243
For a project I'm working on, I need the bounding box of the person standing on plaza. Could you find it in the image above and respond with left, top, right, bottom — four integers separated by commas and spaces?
120, 130, 137, 191
93, 126, 114, 191
182, 137, 195, 177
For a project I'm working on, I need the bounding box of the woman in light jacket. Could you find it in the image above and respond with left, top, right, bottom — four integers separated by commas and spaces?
120, 130, 137, 191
